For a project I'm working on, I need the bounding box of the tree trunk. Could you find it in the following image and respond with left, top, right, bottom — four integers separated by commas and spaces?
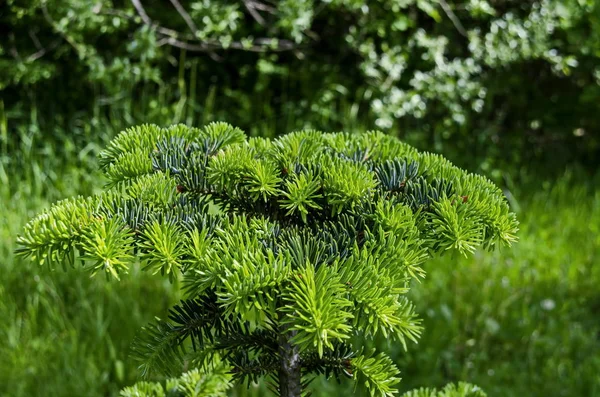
278, 329, 302, 397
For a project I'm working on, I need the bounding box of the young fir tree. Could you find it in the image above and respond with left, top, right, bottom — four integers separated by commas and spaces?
17, 123, 518, 397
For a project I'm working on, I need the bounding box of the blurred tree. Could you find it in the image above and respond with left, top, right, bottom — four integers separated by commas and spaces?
1, 0, 599, 173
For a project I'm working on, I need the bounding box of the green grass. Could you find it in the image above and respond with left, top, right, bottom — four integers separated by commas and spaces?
1, 114, 598, 396
0, 119, 178, 397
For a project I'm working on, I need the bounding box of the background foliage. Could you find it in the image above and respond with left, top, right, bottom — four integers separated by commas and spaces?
2, 0, 600, 171
1, 0, 600, 396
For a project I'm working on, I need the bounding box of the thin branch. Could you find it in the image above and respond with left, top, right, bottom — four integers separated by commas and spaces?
41, 4, 83, 56
168, 0, 200, 35
27, 39, 62, 62
125, 0, 298, 53
243, 0, 266, 26
28, 30, 43, 50
247, 1, 275, 13
158, 36, 296, 53
100, 8, 184, 39
130, 0, 151, 25
11, 29, 60, 64
8, 33, 21, 61
439, 0, 467, 37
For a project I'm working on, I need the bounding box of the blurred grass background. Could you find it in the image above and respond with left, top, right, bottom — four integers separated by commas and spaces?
2, 0, 600, 395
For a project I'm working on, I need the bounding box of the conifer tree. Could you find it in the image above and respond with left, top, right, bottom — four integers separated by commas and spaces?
17, 123, 518, 396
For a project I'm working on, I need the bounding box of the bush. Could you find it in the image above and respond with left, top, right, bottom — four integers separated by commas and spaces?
2, 0, 600, 171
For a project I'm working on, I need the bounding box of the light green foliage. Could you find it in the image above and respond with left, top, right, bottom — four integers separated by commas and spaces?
15, 195, 99, 268
277, 0, 314, 43
400, 382, 486, 397
338, 237, 422, 348
17, 122, 516, 396
188, 1, 243, 42
280, 170, 323, 222
323, 158, 378, 215
140, 220, 187, 281
121, 381, 165, 397
121, 355, 232, 397
430, 198, 484, 255
281, 263, 353, 357
80, 217, 135, 280
128, 174, 179, 207
243, 159, 283, 202
352, 350, 403, 397
211, 216, 291, 321
172, 365, 232, 397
